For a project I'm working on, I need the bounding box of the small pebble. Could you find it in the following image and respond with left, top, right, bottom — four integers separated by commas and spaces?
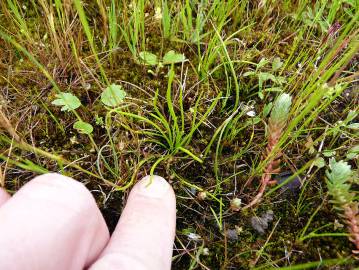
251, 210, 274, 235
276, 171, 302, 195
225, 229, 238, 241
197, 191, 207, 200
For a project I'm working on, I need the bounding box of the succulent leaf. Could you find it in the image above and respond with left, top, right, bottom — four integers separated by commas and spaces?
270, 93, 292, 124
326, 158, 354, 206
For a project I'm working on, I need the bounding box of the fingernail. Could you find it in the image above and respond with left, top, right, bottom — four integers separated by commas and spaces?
137, 175, 170, 198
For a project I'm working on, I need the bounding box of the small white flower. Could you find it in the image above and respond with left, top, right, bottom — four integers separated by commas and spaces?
154, 7, 162, 20
202, 248, 210, 256
187, 233, 201, 241
246, 110, 256, 117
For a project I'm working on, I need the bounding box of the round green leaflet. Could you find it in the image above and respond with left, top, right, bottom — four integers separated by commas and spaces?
101, 84, 127, 107
73, 121, 93, 134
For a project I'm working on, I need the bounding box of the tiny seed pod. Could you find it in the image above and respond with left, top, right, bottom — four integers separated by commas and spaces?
230, 198, 242, 211
197, 191, 207, 200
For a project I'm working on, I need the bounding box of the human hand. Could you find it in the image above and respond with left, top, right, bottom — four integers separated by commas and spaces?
0, 173, 176, 270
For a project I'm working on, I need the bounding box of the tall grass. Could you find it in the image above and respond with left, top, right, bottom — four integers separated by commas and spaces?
1, 0, 32, 42
119, 0, 146, 58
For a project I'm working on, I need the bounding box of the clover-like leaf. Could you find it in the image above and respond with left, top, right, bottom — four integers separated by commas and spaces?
101, 84, 127, 107
313, 157, 325, 168
257, 58, 269, 69
52, 92, 81, 111
272, 57, 283, 71
258, 72, 277, 83
163, 50, 186, 65
73, 120, 93, 134
139, 51, 158, 66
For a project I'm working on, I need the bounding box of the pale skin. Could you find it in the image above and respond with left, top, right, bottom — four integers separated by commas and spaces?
0, 173, 176, 270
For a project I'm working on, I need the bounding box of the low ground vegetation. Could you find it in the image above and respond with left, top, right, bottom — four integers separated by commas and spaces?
0, 0, 358, 269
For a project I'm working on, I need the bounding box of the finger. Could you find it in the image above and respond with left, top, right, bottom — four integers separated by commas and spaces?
90, 175, 176, 270
0, 188, 10, 207
0, 173, 110, 270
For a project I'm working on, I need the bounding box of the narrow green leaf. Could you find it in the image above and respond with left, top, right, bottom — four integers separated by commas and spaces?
263, 102, 273, 117
243, 71, 255, 77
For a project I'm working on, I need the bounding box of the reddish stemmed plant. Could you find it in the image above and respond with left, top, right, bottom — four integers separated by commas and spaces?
326, 159, 359, 255
243, 93, 292, 209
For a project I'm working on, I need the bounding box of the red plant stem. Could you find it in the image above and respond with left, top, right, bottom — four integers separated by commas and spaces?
242, 121, 283, 209
344, 203, 359, 254
242, 171, 271, 209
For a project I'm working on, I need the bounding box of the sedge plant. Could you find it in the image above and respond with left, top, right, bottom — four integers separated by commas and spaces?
105, 66, 221, 173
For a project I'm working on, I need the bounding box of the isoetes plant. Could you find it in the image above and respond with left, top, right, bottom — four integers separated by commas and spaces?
326, 159, 359, 254
243, 93, 292, 209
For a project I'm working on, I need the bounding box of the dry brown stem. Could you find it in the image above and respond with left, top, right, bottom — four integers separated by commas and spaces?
0, 109, 21, 143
